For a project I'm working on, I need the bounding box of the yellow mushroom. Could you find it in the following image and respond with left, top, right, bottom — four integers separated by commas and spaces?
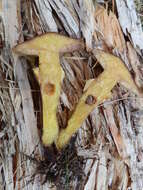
56, 50, 139, 149
13, 33, 84, 147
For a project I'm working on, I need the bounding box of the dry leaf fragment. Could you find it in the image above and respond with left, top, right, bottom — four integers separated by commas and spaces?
94, 6, 126, 53
56, 50, 139, 149
104, 105, 127, 159
13, 32, 84, 147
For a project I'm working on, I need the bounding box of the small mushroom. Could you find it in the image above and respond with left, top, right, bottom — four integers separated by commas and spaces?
56, 50, 140, 149
13, 32, 84, 147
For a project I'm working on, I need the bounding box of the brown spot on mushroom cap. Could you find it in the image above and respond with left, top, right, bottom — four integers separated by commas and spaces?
44, 82, 55, 95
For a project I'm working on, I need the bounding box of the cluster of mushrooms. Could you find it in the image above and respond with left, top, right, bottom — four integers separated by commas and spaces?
13, 33, 139, 150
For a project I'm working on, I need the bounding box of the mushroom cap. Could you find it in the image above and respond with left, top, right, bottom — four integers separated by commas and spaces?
13, 32, 84, 56
93, 50, 139, 95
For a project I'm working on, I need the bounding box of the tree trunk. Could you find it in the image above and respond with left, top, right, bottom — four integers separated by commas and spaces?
0, 0, 143, 189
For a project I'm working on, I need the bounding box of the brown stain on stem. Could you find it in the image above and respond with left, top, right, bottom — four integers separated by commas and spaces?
44, 82, 55, 96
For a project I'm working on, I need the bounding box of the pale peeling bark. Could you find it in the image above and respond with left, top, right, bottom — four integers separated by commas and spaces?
116, 0, 143, 51
1, 0, 143, 190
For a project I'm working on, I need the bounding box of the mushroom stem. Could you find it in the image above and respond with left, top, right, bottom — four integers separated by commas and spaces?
39, 52, 64, 146
56, 71, 113, 149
